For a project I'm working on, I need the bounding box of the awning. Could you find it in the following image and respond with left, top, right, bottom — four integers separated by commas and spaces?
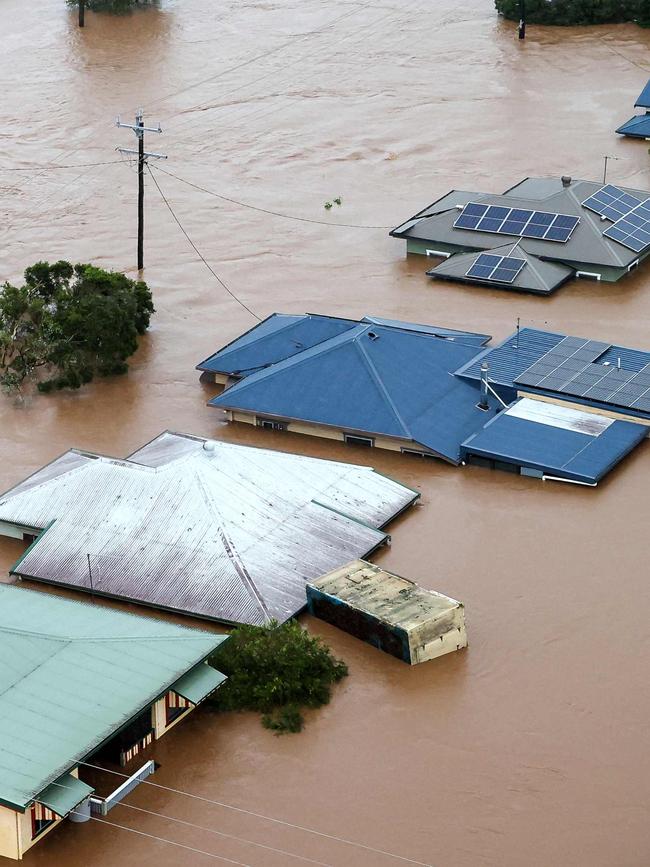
37, 773, 94, 817
170, 663, 227, 705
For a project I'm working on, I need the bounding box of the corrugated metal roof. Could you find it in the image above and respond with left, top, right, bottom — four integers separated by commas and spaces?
171, 664, 226, 704
0, 432, 417, 625
0, 584, 227, 812
635, 80, 650, 108
37, 774, 94, 817
456, 328, 650, 395
210, 324, 499, 463
616, 114, 650, 139
461, 398, 648, 484
308, 560, 463, 631
427, 243, 575, 295
391, 177, 650, 269
196, 313, 358, 375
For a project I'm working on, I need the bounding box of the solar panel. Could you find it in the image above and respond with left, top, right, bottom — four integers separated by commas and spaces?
454, 203, 579, 243
513, 336, 650, 413
581, 184, 644, 222
465, 252, 526, 284
603, 200, 650, 252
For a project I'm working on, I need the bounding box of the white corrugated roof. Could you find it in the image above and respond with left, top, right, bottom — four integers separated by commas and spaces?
0, 432, 418, 625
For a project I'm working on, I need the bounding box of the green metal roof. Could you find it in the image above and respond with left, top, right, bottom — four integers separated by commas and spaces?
171, 663, 227, 705
0, 584, 228, 812
36, 773, 94, 817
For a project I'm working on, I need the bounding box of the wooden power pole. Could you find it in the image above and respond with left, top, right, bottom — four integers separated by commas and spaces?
79, 0, 85, 26
116, 109, 166, 271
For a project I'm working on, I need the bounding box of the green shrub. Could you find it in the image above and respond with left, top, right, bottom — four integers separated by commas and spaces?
209, 620, 348, 734
495, 0, 650, 26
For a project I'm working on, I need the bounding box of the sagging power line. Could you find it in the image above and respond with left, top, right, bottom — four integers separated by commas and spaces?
116, 109, 167, 270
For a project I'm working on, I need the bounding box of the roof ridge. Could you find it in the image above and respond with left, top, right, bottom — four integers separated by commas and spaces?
194, 472, 271, 622
354, 330, 412, 438
564, 186, 629, 267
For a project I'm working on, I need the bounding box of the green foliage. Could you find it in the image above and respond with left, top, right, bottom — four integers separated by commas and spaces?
0, 261, 153, 395
67, 0, 159, 14
209, 620, 348, 734
495, 0, 650, 26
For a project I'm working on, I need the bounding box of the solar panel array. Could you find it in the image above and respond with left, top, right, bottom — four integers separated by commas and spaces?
515, 336, 650, 413
581, 184, 643, 222
603, 200, 650, 253
454, 203, 580, 243
465, 253, 526, 284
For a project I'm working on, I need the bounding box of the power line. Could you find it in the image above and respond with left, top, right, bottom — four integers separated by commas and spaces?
146, 165, 262, 322
148, 2, 376, 117
80, 762, 432, 867
113, 801, 331, 867
78, 813, 252, 866
0, 159, 124, 173
150, 165, 392, 230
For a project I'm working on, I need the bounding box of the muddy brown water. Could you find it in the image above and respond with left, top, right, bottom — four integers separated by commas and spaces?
1, 1, 650, 864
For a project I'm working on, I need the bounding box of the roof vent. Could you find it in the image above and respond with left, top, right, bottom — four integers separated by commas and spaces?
561, 176, 572, 188
202, 440, 217, 454
368, 331, 379, 341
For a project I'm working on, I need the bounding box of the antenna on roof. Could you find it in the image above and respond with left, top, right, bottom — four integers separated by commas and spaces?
516, 316, 520, 350
86, 553, 95, 603
602, 155, 619, 185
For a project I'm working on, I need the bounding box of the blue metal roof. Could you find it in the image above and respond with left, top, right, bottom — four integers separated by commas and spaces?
210, 323, 498, 463
455, 328, 566, 387
456, 328, 650, 393
616, 114, 650, 139
462, 401, 647, 484
197, 313, 357, 375
635, 80, 650, 108
198, 313, 491, 376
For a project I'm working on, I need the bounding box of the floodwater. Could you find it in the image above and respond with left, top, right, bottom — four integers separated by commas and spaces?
1, 0, 650, 864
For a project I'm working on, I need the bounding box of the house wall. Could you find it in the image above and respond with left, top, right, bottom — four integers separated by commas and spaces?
0, 767, 83, 861
152, 693, 194, 739
408, 608, 468, 665
0, 521, 37, 541
226, 411, 441, 458
0, 805, 20, 860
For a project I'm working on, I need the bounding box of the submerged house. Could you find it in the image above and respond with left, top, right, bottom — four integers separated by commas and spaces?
617, 79, 650, 139
0, 584, 226, 860
203, 315, 650, 486
390, 176, 650, 292
0, 431, 418, 624
307, 560, 467, 665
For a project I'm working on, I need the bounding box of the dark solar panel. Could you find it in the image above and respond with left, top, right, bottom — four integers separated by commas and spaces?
465, 252, 526, 284
513, 335, 650, 413
581, 184, 643, 222
454, 203, 579, 243
603, 200, 650, 252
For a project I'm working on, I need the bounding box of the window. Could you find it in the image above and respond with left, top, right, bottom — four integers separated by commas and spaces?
401, 448, 437, 460
31, 804, 56, 839
256, 418, 286, 431
344, 434, 374, 447
165, 691, 192, 726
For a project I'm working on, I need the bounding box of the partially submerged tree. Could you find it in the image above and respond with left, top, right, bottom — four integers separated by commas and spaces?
495, 0, 650, 26
0, 261, 153, 394
209, 620, 348, 734
69, 0, 159, 16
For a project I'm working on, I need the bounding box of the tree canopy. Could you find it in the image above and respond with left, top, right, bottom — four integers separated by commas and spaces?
495, 0, 650, 26
0, 261, 153, 394
209, 620, 348, 734
68, 0, 159, 14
